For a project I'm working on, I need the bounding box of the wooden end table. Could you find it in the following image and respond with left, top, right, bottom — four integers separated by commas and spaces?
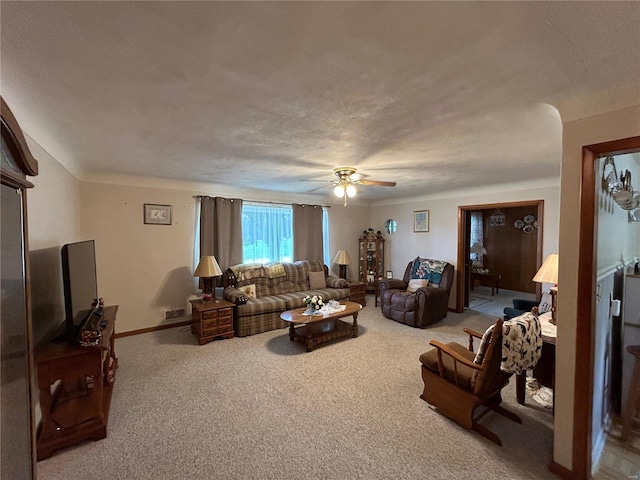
470, 271, 501, 296
348, 281, 366, 306
190, 299, 234, 345
280, 301, 362, 352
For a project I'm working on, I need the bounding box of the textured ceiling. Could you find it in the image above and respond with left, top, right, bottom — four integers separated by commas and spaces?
1, 2, 639, 202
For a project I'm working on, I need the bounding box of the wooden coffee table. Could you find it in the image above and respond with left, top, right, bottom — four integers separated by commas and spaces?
280, 301, 362, 352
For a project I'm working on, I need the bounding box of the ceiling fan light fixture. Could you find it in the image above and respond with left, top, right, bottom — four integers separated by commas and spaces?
334, 185, 345, 197
346, 184, 357, 197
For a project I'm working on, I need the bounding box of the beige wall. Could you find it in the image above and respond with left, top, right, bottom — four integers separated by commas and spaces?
556, 105, 640, 470
326, 204, 371, 280
371, 182, 561, 308
25, 135, 84, 344
25, 156, 374, 334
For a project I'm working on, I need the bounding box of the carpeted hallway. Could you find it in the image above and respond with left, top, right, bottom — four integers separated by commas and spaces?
37, 302, 556, 480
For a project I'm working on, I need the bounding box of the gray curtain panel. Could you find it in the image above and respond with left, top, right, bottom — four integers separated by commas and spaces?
199, 196, 244, 270
292, 204, 323, 262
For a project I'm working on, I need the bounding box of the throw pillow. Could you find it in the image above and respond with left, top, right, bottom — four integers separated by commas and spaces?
308, 271, 326, 289
238, 284, 256, 299
407, 279, 428, 293
538, 291, 552, 314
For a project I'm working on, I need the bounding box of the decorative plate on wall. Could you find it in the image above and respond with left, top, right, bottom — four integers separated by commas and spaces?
524, 214, 535, 224
514, 220, 524, 229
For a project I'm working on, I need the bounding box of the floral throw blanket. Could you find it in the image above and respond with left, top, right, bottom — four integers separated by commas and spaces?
410, 258, 447, 285
501, 312, 542, 374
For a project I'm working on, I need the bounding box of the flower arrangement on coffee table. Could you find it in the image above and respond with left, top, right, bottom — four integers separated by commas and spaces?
303, 294, 324, 314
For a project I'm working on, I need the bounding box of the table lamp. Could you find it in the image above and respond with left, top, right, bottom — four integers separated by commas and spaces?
533, 253, 559, 324
194, 255, 223, 302
470, 242, 487, 270
333, 249, 351, 279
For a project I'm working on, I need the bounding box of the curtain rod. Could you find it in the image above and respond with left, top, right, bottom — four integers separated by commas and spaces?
193, 195, 331, 208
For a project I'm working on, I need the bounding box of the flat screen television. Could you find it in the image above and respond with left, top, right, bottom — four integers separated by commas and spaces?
60, 240, 99, 342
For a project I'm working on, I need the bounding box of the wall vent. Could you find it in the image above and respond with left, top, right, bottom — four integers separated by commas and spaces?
164, 308, 187, 321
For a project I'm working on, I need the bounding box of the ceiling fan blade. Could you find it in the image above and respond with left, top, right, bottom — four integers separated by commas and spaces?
306, 183, 332, 193
358, 179, 397, 187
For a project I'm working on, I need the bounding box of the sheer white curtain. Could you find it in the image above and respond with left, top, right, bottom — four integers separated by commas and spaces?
242, 202, 293, 263
470, 211, 484, 263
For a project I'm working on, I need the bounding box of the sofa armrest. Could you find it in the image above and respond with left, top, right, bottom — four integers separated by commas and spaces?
326, 276, 348, 288
223, 287, 248, 305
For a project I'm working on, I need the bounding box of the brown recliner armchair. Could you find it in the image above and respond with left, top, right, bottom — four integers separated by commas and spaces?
379, 258, 454, 327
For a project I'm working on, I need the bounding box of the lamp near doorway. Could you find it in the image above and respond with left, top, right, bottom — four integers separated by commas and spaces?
533, 253, 559, 324
194, 255, 223, 302
333, 249, 352, 279
470, 242, 487, 271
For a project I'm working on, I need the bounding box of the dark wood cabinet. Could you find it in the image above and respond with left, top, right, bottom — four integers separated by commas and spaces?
1, 97, 39, 479
359, 233, 384, 294
35, 306, 118, 460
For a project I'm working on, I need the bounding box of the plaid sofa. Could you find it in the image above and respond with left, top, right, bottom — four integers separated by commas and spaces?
223, 259, 350, 336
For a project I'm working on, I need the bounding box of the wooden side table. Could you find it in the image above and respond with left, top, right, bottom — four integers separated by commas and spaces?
470, 272, 501, 296
348, 281, 366, 306
190, 299, 234, 345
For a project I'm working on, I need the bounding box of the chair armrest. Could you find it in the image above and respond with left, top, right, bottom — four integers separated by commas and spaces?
429, 340, 482, 371
223, 287, 248, 305
379, 278, 408, 290
326, 276, 348, 288
463, 327, 483, 339
463, 327, 484, 351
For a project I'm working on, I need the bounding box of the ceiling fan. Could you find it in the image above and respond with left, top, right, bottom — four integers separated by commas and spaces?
330, 167, 396, 206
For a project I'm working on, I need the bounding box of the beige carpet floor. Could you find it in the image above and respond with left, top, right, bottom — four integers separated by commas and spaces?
37, 302, 556, 480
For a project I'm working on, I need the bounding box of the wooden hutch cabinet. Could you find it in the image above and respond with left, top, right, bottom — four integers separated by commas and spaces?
359, 231, 385, 294
1, 97, 39, 478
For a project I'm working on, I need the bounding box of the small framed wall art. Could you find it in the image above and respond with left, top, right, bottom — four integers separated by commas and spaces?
386, 270, 393, 279
413, 210, 430, 232
144, 203, 172, 225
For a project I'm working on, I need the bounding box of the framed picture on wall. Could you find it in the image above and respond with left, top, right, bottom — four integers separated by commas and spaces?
413, 210, 430, 232
144, 203, 172, 225
386, 271, 393, 279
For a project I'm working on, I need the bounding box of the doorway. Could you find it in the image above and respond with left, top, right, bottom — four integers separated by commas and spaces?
574, 136, 640, 478
456, 200, 544, 314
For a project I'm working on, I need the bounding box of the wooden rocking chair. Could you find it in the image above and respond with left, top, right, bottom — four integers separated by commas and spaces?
419, 319, 521, 445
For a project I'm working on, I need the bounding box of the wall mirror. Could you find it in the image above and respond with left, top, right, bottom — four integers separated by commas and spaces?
385, 219, 397, 234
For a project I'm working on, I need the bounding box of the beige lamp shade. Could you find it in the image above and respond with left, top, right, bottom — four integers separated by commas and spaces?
333, 250, 352, 266
470, 242, 487, 255
532, 254, 558, 285
194, 256, 223, 299
333, 249, 351, 280
194, 256, 223, 278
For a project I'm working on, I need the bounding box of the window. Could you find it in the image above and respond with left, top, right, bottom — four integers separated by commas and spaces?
242, 203, 292, 263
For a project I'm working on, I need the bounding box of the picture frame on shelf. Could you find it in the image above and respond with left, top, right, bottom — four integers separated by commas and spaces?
413, 210, 430, 232
144, 203, 172, 225
386, 271, 393, 279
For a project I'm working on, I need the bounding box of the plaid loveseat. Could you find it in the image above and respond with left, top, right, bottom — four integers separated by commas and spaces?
223, 260, 350, 336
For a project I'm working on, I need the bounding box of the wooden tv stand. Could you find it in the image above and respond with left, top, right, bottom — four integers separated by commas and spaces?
35, 305, 118, 460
